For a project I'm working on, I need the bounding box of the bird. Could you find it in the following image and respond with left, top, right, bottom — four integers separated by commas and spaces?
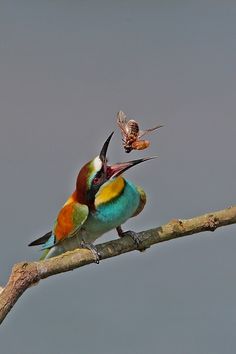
29, 132, 156, 261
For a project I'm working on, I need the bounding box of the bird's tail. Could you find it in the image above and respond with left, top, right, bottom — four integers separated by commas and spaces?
28, 231, 53, 260
28, 231, 52, 247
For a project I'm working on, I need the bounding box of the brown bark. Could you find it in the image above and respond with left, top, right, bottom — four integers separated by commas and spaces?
0, 205, 236, 325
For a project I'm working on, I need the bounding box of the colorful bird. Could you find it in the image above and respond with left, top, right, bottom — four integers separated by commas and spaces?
29, 132, 156, 261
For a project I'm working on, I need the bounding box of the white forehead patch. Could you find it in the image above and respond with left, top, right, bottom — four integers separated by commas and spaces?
93, 156, 102, 171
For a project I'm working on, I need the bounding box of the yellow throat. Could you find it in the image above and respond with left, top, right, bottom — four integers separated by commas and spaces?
95, 176, 125, 207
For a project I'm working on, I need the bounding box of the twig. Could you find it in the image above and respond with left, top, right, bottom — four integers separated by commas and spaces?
0, 205, 235, 325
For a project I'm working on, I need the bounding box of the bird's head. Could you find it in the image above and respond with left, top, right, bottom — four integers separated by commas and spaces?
76, 132, 156, 206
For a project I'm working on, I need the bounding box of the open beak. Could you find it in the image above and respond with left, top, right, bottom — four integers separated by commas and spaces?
107, 156, 157, 179
99, 132, 157, 179
99, 132, 114, 164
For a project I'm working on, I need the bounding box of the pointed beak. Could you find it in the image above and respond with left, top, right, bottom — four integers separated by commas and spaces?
107, 156, 158, 179
99, 132, 114, 164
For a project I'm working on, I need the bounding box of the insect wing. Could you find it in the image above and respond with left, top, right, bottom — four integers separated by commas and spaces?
116, 111, 130, 136
138, 124, 163, 138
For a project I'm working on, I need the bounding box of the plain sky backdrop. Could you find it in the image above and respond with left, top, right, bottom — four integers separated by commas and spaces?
1, 1, 236, 353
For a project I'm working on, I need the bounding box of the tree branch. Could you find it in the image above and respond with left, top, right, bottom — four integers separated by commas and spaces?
1, 205, 236, 325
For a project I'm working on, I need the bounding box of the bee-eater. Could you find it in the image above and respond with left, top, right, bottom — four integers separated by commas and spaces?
29, 132, 156, 261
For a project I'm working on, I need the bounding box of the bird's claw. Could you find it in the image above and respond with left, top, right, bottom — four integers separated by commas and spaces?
80, 240, 101, 264
116, 227, 141, 247
123, 230, 141, 246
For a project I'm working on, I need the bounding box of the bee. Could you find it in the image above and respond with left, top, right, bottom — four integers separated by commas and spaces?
117, 111, 163, 153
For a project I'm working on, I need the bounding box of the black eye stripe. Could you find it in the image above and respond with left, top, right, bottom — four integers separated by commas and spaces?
95, 170, 102, 179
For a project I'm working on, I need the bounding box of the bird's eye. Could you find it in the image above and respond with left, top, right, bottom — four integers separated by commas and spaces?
93, 177, 100, 185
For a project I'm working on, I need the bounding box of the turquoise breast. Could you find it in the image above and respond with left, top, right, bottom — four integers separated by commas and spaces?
84, 179, 140, 235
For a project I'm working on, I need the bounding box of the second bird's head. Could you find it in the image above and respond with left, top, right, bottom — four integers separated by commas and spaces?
76, 132, 156, 205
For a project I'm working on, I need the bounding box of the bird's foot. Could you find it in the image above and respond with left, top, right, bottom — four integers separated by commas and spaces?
116, 226, 141, 247
80, 240, 101, 264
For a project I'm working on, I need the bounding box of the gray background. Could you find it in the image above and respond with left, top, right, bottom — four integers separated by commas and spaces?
1, 1, 236, 353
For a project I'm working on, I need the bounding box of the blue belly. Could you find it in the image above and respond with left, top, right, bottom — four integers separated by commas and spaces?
83, 179, 140, 236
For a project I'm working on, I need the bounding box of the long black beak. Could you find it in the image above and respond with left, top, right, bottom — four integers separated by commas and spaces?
108, 156, 158, 178
99, 132, 114, 163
